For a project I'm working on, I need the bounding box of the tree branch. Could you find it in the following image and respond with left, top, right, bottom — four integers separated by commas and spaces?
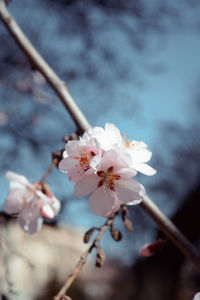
140, 195, 200, 271
1, 0, 200, 273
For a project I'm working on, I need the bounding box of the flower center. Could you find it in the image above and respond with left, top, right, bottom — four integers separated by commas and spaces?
73, 150, 96, 171
97, 166, 121, 191
123, 133, 133, 148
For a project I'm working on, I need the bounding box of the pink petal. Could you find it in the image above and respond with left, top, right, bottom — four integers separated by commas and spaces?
117, 167, 137, 178
18, 204, 43, 234
51, 198, 61, 215
36, 189, 52, 203
116, 178, 145, 205
65, 140, 84, 156
59, 157, 78, 173
98, 150, 128, 173
3, 188, 24, 214
40, 203, 55, 219
89, 186, 120, 217
74, 175, 99, 197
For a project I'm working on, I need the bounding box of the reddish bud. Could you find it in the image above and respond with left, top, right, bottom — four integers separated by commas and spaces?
140, 239, 166, 257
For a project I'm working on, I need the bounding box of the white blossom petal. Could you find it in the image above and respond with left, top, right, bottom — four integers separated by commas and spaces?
63, 150, 68, 158
6, 171, 30, 189
50, 197, 61, 215
132, 149, 152, 163
131, 163, 157, 176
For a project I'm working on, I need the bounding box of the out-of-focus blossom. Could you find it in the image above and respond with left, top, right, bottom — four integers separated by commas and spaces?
74, 150, 145, 217
193, 292, 200, 300
59, 123, 156, 217
4, 171, 60, 234
140, 239, 166, 257
32, 71, 46, 86
0, 111, 8, 126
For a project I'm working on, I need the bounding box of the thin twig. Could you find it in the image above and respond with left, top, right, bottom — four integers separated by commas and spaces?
0, 80, 57, 103
39, 158, 58, 185
1, 0, 200, 274
54, 214, 117, 300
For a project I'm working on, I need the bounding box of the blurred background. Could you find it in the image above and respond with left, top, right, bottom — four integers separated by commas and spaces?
0, 0, 200, 299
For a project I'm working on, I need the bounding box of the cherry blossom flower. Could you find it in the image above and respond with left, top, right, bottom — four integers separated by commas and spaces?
4, 171, 60, 234
59, 139, 102, 182
74, 150, 145, 217
59, 123, 156, 217
81, 123, 156, 176
121, 139, 156, 176
82, 122, 122, 151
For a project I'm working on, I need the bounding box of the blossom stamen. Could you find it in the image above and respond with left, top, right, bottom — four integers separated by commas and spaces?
97, 166, 121, 191
73, 149, 96, 172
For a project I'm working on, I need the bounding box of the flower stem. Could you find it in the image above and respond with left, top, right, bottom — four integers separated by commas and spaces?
40, 159, 58, 185
54, 214, 117, 300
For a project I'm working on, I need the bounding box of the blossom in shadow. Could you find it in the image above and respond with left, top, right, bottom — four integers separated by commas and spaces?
4, 171, 60, 234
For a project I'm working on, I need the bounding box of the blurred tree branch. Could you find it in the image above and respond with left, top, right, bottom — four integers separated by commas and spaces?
0, 0, 90, 134
1, 0, 200, 279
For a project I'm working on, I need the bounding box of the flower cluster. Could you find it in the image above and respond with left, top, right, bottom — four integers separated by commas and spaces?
59, 123, 156, 217
4, 171, 60, 234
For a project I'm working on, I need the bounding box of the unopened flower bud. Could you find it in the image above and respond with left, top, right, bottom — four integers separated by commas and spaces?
83, 228, 96, 243
110, 228, 122, 241
124, 218, 133, 232
95, 246, 106, 268
121, 204, 129, 219
140, 239, 166, 257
